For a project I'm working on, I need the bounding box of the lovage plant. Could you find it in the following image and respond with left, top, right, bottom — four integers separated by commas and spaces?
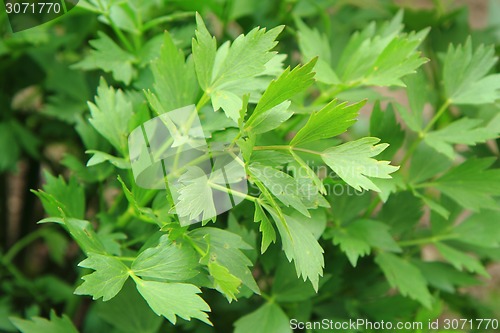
2, 1, 500, 333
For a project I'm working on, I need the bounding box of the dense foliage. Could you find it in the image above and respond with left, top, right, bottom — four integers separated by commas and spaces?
1, 1, 499, 332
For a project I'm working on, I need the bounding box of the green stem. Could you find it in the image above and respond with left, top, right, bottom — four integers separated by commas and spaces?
169, 150, 228, 179
260, 292, 274, 303
208, 182, 259, 203
253, 145, 322, 156
400, 136, 421, 166
2, 229, 45, 264
196, 92, 211, 110
313, 81, 360, 105
116, 206, 135, 228
400, 99, 451, 166
423, 99, 451, 133
1, 260, 43, 301
129, 271, 143, 285
398, 234, 457, 247
363, 196, 381, 218
142, 12, 195, 32
183, 234, 206, 257
228, 132, 242, 151
110, 21, 135, 53
96, 0, 134, 52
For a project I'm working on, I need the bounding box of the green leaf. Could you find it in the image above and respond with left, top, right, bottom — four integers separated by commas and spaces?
87, 78, 133, 153
378, 192, 423, 235
33, 172, 85, 219
329, 190, 371, 225
370, 102, 404, 159
209, 25, 283, 90
435, 243, 488, 277
429, 158, 500, 211
409, 143, 452, 185
443, 38, 500, 105
295, 18, 339, 84
0, 120, 40, 172
273, 214, 324, 291
192, 14, 284, 120
212, 90, 245, 122
247, 101, 292, 134
415, 192, 450, 219
73, 32, 135, 84
291, 99, 365, 146
42, 229, 68, 266
189, 227, 259, 294
254, 202, 276, 253
361, 29, 429, 86
287, 160, 329, 212
249, 163, 310, 217
234, 303, 291, 333
335, 12, 428, 87
10, 311, 78, 333
398, 70, 428, 132
246, 58, 317, 131
63, 218, 107, 255
96, 281, 163, 333
97, 230, 126, 256
175, 166, 217, 221
322, 137, 399, 192
132, 235, 199, 281
413, 261, 479, 293
86, 150, 130, 169
331, 219, 401, 267
452, 210, 500, 248
371, 177, 398, 203
75, 253, 129, 301
152, 31, 199, 113
117, 175, 163, 225
75, 116, 111, 151
0, 123, 20, 172
375, 252, 432, 308
208, 262, 241, 302
135, 279, 211, 325
424, 118, 499, 159
192, 13, 217, 92
271, 259, 317, 303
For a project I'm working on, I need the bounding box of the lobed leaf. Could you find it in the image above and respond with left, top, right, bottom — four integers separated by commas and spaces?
424, 118, 499, 159
331, 219, 401, 267
233, 303, 291, 333
291, 99, 366, 146
73, 32, 135, 84
10, 311, 79, 333
321, 137, 399, 192
253, 202, 276, 253
87, 78, 133, 154
443, 38, 500, 105
151, 31, 199, 113
375, 252, 432, 308
135, 279, 211, 325
429, 158, 500, 211
270, 213, 324, 291
75, 253, 129, 301
132, 235, 199, 281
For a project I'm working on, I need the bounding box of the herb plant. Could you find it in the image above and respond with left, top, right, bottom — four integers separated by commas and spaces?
1, 1, 500, 332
